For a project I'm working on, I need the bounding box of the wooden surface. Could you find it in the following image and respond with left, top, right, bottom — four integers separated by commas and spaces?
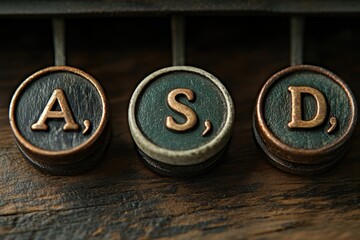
0, 17, 359, 239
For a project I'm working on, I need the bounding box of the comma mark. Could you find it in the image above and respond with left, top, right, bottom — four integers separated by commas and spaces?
327, 117, 337, 134
202, 120, 212, 137
82, 120, 91, 135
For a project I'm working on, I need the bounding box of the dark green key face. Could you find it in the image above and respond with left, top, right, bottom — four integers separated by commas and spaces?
135, 71, 228, 151
264, 69, 354, 149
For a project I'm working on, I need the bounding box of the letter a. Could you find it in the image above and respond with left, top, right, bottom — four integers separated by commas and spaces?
288, 86, 327, 129
31, 89, 80, 131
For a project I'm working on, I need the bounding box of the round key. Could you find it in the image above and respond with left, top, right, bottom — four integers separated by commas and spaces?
128, 66, 234, 177
253, 65, 357, 175
9, 66, 110, 175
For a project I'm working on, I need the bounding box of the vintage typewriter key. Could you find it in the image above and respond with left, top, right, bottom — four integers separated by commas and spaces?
9, 66, 110, 175
253, 65, 357, 175
8, 19, 110, 175
128, 66, 234, 177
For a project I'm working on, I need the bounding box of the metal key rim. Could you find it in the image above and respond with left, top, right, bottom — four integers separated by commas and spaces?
9, 65, 109, 160
128, 66, 234, 166
255, 64, 357, 164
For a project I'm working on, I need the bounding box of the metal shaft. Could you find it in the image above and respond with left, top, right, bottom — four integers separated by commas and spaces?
52, 18, 66, 66
290, 16, 304, 66
171, 15, 185, 66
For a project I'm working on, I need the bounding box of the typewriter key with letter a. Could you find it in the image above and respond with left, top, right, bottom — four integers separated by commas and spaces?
128, 16, 234, 177
9, 19, 110, 175
253, 17, 357, 175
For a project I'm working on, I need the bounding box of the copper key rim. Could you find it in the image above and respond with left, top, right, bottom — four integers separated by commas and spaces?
254, 65, 357, 165
9, 66, 109, 162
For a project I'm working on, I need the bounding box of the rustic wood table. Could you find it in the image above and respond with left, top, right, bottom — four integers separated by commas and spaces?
0, 17, 359, 239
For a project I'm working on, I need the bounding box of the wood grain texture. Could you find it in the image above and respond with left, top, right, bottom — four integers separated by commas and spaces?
0, 17, 359, 239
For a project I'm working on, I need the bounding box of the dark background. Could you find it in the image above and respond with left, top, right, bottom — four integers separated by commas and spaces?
0, 17, 359, 239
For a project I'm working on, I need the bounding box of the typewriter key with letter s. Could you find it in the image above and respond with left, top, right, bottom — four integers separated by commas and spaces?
129, 16, 234, 177
129, 66, 234, 177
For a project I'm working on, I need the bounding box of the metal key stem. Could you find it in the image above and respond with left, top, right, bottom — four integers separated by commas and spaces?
52, 18, 66, 66
171, 15, 185, 66
290, 16, 304, 66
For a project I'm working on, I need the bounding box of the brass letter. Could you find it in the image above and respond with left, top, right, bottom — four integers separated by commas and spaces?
327, 116, 337, 134
31, 89, 80, 131
288, 86, 327, 129
166, 88, 198, 131
202, 120, 212, 136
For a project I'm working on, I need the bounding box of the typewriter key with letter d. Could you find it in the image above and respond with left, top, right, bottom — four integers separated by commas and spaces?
253, 18, 357, 175
253, 65, 357, 175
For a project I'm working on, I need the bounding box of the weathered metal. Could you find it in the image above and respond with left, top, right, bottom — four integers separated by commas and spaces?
0, 1, 360, 16
253, 65, 357, 175
9, 66, 110, 175
128, 66, 234, 177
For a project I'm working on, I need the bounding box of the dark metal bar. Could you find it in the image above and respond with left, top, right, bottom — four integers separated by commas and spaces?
52, 18, 66, 66
290, 16, 304, 66
0, 1, 360, 16
171, 15, 185, 66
